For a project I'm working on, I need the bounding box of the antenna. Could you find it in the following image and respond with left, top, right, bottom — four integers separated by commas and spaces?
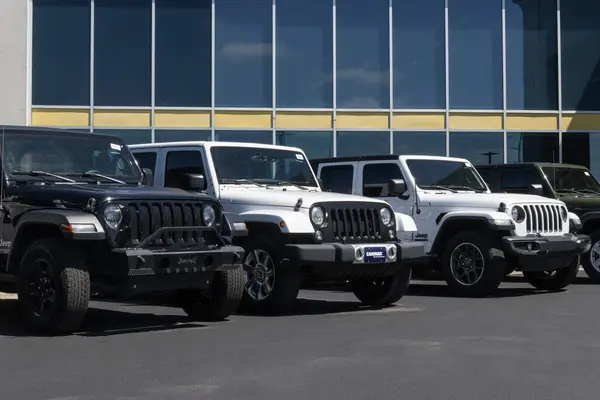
414, 177, 421, 215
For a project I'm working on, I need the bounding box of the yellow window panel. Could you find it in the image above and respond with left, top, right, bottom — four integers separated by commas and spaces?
275, 111, 333, 129
563, 114, 600, 131
449, 112, 503, 130
31, 108, 90, 127
506, 113, 558, 130
155, 110, 211, 128
214, 110, 272, 129
392, 112, 445, 130
336, 112, 389, 129
93, 109, 151, 127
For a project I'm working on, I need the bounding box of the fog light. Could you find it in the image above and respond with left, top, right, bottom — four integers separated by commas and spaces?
355, 247, 364, 260
315, 230, 323, 241
389, 229, 395, 239
387, 246, 396, 259
527, 243, 533, 251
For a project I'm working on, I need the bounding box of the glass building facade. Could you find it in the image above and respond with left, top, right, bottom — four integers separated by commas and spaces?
30, 0, 600, 173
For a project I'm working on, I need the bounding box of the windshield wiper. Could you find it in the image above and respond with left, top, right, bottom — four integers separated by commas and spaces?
221, 178, 269, 188
420, 185, 458, 193
443, 184, 486, 193
12, 170, 76, 183
269, 181, 312, 191
555, 188, 587, 195
70, 171, 126, 185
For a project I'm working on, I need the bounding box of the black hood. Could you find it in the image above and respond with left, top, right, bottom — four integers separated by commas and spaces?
9, 183, 210, 209
558, 195, 600, 213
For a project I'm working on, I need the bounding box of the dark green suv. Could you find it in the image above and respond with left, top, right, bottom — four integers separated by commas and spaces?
476, 162, 600, 282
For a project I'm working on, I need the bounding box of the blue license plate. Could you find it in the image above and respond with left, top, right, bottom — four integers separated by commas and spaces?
364, 247, 387, 263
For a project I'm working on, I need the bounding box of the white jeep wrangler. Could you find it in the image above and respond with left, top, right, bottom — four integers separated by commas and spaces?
129, 142, 425, 313
310, 154, 591, 296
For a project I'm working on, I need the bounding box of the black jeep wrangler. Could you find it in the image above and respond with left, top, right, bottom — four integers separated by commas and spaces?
476, 162, 600, 282
0, 126, 245, 334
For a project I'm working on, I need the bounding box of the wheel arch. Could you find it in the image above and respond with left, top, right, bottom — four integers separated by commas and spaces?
431, 216, 503, 255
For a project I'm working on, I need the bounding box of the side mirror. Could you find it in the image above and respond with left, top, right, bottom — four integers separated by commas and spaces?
529, 183, 543, 196
184, 173, 206, 191
388, 179, 407, 196
141, 168, 154, 186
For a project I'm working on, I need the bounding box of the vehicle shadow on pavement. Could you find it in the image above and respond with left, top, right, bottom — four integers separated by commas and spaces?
237, 298, 393, 317
406, 283, 550, 298
0, 299, 207, 338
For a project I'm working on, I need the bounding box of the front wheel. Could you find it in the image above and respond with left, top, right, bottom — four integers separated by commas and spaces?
440, 230, 507, 297
351, 266, 412, 306
581, 230, 600, 283
523, 256, 580, 291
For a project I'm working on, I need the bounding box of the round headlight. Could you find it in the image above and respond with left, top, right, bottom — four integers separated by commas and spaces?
311, 206, 325, 226
561, 206, 568, 222
203, 205, 216, 226
511, 206, 525, 223
380, 207, 393, 226
104, 204, 123, 230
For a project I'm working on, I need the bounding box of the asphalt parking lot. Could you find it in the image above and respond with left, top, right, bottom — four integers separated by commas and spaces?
2, 271, 600, 400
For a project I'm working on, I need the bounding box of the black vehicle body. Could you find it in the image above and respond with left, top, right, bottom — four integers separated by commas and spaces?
0, 126, 244, 333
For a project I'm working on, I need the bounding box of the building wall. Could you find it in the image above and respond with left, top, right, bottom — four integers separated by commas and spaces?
26, 0, 600, 175
0, 0, 28, 125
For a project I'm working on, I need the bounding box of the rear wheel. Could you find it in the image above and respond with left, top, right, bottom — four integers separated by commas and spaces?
523, 256, 580, 291
582, 230, 600, 283
351, 266, 411, 306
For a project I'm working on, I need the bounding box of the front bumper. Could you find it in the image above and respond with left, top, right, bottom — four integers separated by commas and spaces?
501, 233, 591, 271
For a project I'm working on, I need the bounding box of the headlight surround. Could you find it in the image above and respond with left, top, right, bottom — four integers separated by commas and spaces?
202, 204, 216, 226
561, 206, 568, 222
311, 206, 325, 226
380, 207, 393, 226
104, 204, 123, 230
511, 206, 526, 223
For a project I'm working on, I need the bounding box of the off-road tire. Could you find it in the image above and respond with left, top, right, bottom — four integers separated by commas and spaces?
440, 230, 507, 297
581, 229, 600, 283
351, 266, 412, 306
238, 233, 301, 315
523, 256, 580, 291
17, 238, 90, 335
180, 267, 245, 321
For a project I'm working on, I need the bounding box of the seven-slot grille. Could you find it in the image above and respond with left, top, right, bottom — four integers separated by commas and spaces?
523, 204, 564, 233
327, 206, 382, 242
120, 201, 209, 246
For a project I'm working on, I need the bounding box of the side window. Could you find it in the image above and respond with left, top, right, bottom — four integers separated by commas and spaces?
477, 168, 494, 188
164, 150, 205, 189
362, 163, 403, 197
501, 168, 541, 190
320, 165, 354, 194
133, 151, 157, 174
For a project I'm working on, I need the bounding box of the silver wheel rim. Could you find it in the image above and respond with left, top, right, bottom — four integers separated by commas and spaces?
450, 242, 485, 286
589, 240, 600, 272
243, 249, 275, 301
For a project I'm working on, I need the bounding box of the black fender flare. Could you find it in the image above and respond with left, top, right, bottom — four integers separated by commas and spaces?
578, 211, 600, 229
431, 216, 507, 255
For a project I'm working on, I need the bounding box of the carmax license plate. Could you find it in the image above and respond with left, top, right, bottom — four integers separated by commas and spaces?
364, 247, 386, 263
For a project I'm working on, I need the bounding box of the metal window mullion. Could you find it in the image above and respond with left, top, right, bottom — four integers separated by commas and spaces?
557, 0, 563, 163
501, 0, 507, 163
26, 0, 33, 126
332, 0, 337, 157
271, 0, 276, 145
388, 0, 393, 155
89, 0, 95, 132
444, 0, 450, 156
211, 0, 216, 141
150, 0, 156, 142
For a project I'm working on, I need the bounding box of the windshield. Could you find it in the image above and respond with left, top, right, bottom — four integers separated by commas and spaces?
406, 159, 488, 192
210, 146, 318, 187
542, 167, 600, 193
1, 131, 142, 182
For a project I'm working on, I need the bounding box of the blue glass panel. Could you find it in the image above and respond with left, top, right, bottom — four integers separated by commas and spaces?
393, 0, 445, 109
94, 0, 151, 106
449, 132, 503, 165
93, 129, 152, 145
393, 132, 446, 156
563, 133, 600, 177
561, 0, 600, 111
155, 130, 212, 143
276, 131, 333, 159
336, 131, 390, 157
336, 0, 389, 109
215, 0, 272, 107
276, 0, 333, 108
32, 0, 90, 106
215, 130, 273, 144
155, 0, 211, 107
506, 0, 558, 110
507, 132, 559, 163
448, 0, 502, 110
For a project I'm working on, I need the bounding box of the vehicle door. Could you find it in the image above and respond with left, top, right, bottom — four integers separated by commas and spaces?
315, 162, 356, 194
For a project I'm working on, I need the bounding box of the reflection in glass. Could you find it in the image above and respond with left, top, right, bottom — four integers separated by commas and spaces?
276, 0, 333, 108
32, 0, 90, 106
94, 0, 151, 106
507, 132, 559, 163
93, 129, 152, 145
506, 0, 558, 110
562, 132, 600, 177
393, 0, 445, 109
393, 132, 446, 156
155, 130, 212, 143
276, 131, 333, 159
215, 130, 273, 144
406, 158, 487, 192
448, 0, 502, 109
449, 132, 503, 165
155, 0, 211, 107
215, 0, 272, 107
336, 131, 390, 157
336, 0, 389, 109
561, 0, 600, 111
541, 165, 600, 193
